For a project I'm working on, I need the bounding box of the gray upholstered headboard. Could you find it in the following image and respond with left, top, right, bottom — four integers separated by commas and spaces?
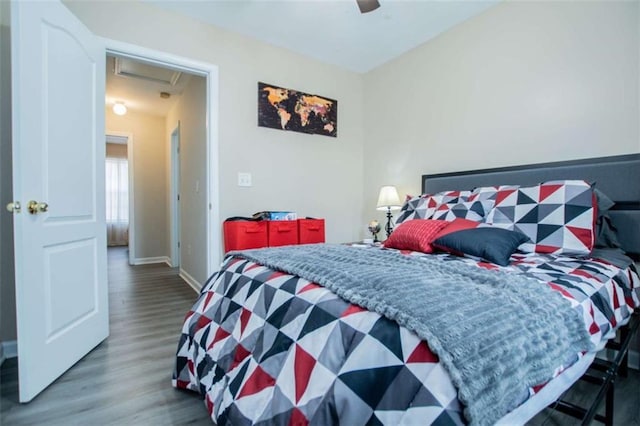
422, 154, 640, 256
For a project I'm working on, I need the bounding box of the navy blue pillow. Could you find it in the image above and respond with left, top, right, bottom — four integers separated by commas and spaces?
433, 227, 530, 266
592, 187, 622, 249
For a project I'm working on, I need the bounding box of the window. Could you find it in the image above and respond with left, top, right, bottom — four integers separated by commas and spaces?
105, 157, 129, 245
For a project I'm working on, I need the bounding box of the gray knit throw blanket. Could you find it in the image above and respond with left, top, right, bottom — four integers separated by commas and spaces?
230, 244, 593, 426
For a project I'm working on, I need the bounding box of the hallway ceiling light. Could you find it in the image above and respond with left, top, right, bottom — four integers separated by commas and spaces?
113, 102, 127, 116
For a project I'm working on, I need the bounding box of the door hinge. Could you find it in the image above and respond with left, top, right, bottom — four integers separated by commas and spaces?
178, 242, 180, 248
177, 194, 180, 201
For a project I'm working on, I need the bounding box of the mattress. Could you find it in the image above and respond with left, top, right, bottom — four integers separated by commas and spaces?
172, 245, 639, 425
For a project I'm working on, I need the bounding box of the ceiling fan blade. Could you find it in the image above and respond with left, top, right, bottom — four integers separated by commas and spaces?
357, 0, 380, 14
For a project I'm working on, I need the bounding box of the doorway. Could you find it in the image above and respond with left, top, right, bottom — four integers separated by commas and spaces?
105, 132, 134, 265
104, 44, 220, 277
105, 40, 221, 277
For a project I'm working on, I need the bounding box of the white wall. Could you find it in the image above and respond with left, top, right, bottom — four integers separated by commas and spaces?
65, 0, 365, 265
166, 76, 208, 284
0, 0, 16, 343
106, 109, 169, 260
362, 0, 640, 227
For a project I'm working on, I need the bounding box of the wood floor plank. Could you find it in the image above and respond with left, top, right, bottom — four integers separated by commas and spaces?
0, 247, 211, 425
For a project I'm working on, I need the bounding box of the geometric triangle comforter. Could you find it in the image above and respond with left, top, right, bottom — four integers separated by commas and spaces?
173, 246, 639, 425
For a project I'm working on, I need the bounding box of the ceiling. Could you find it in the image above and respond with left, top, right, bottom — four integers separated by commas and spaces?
106, 0, 499, 117
146, 0, 499, 73
105, 56, 192, 117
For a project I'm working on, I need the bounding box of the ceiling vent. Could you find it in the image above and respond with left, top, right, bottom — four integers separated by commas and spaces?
114, 57, 182, 86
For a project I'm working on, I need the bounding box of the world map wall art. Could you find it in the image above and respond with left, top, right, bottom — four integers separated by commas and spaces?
258, 82, 337, 137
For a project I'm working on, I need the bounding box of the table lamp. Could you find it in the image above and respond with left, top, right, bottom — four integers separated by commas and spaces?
376, 185, 401, 238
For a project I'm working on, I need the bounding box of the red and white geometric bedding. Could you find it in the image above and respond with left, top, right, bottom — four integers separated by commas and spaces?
173, 247, 639, 425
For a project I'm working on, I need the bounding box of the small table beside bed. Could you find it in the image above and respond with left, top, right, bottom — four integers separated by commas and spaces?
173, 153, 640, 426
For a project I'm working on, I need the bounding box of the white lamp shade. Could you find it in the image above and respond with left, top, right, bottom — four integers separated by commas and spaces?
376, 185, 401, 211
113, 102, 127, 116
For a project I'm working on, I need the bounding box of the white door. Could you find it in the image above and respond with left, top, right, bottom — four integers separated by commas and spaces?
10, 1, 107, 402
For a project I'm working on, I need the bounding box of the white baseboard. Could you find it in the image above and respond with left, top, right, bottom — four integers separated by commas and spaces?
0, 340, 18, 365
132, 256, 171, 266
179, 268, 202, 293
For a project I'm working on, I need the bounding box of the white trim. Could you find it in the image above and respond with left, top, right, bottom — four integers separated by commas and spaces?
102, 37, 221, 284
206, 65, 221, 277
170, 123, 181, 268
103, 39, 213, 77
132, 256, 170, 266
105, 130, 134, 266
179, 268, 202, 293
0, 340, 18, 365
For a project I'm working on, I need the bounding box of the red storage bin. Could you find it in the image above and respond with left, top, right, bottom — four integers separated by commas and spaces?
223, 220, 268, 252
298, 218, 325, 244
267, 220, 299, 247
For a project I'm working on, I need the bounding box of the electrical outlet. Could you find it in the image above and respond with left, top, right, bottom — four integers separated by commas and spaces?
238, 172, 252, 187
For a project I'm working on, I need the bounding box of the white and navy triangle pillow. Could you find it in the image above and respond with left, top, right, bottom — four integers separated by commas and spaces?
485, 180, 596, 255
395, 190, 474, 225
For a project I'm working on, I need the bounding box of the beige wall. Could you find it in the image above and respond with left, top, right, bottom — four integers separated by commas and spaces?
106, 109, 168, 260
166, 76, 208, 284
65, 0, 365, 267
362, 1, 640, 228
0, 0, 16, 343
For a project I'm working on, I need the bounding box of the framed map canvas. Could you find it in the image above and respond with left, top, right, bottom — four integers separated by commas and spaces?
258, 82, 337, 137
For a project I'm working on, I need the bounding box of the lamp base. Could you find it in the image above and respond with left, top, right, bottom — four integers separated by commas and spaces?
385, 208, 393, 238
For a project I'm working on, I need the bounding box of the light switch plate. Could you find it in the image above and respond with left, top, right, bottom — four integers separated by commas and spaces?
238, 172, 252, 187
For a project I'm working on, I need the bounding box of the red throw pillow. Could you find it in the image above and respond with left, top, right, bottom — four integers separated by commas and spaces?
432, 218, 480, 240
383, 219, 449, 253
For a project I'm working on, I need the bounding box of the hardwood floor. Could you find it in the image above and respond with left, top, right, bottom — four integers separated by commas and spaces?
0, 247, 211, 425
0, 247, 638, 425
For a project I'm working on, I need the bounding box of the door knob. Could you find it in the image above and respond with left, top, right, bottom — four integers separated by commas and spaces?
27, 200, 48, 214
6, 201, 21, 213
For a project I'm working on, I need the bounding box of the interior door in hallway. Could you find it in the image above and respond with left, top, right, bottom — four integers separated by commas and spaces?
171, 123, 181, 268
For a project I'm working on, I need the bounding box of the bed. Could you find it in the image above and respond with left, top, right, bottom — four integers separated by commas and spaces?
173, 153, 640, 425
